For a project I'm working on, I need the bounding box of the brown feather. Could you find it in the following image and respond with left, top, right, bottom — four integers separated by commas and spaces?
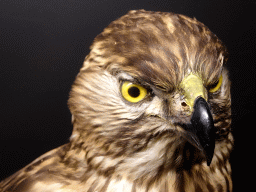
1, 10, 233, 192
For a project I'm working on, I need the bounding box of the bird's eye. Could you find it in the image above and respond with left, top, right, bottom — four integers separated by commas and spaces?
209, 75, 223, 93
121, 81, 148, 103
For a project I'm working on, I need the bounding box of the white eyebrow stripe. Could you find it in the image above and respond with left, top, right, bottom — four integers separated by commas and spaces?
116, 72, 134, 81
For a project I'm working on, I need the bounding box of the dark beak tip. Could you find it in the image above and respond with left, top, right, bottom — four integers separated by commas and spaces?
190, 97, 216, 166
204, 144, 215, 166
206, 158, 212, 166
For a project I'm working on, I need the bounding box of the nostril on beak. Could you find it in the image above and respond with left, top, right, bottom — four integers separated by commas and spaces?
181, 102, 187, 107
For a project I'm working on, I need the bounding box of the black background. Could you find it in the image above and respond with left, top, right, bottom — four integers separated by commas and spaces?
0, 0, 255, 190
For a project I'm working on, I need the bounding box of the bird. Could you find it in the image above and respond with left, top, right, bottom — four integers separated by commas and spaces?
0, 10, 233, 192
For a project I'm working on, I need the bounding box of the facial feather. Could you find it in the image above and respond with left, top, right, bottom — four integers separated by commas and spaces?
1, 9, 233, 192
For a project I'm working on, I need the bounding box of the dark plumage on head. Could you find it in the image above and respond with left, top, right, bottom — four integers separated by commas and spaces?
89, 10, 228, 91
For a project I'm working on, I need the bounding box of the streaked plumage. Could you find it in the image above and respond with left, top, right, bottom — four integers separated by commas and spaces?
0, 10, 233, 192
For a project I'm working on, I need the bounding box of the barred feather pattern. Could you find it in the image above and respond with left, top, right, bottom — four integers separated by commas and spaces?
0, 10, 233, 192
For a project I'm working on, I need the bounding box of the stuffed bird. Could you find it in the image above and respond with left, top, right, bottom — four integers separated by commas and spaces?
0, 10, 233, 192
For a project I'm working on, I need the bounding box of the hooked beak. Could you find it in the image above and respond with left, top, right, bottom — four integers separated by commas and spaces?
180, 73, 216, 166
187, 97, 216, 166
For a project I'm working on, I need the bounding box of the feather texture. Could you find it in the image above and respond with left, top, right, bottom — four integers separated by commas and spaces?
0, 10, 233, 192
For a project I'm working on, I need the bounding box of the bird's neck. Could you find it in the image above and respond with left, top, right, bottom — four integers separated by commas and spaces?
62, 131, 233, 191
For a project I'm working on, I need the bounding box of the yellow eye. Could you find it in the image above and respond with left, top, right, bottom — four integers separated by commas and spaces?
121, 81, 148, 103
209, 75, 223, 93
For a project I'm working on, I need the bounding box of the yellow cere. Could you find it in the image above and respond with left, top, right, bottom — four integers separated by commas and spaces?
179, 73, 207, 111
121, 81, 148, 103
209, 75, 223, 93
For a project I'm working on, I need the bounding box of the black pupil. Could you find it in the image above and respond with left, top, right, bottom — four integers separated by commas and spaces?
128, 86, 140, 98
210, 80, 219, 89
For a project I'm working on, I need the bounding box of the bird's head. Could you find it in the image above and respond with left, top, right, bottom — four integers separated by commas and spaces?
68, 10, 232, 179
